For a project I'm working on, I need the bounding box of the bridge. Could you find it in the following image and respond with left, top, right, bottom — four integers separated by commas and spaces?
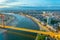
0, 13, 60, 40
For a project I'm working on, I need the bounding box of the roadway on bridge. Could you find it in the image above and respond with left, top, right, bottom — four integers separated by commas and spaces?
0, 13, 60, 40
0, 25, 60, 40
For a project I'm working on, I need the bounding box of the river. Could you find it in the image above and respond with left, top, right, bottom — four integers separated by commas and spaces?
1, 13, 40, 40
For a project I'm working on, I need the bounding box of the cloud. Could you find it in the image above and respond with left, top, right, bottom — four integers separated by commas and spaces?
0, 0, 7, 3
0, 6, 11, 8
6, 2, 21, 6
0, 0, 60, 8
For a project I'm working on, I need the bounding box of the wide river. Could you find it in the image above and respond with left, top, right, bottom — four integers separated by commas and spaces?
2, 13, 40, 40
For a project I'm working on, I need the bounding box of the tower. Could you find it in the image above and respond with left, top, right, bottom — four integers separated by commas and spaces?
47, 16, 52, 25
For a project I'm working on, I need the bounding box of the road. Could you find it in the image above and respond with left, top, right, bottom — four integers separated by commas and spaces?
20, 14, 60, 40
0, 13, 60, 40
0, 25, 60, 40
21, 14, 55, 32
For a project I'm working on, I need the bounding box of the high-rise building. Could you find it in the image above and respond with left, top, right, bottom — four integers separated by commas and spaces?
47, 16, 52, 25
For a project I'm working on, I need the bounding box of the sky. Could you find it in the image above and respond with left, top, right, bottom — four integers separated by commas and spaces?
0, 0, 60, 8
